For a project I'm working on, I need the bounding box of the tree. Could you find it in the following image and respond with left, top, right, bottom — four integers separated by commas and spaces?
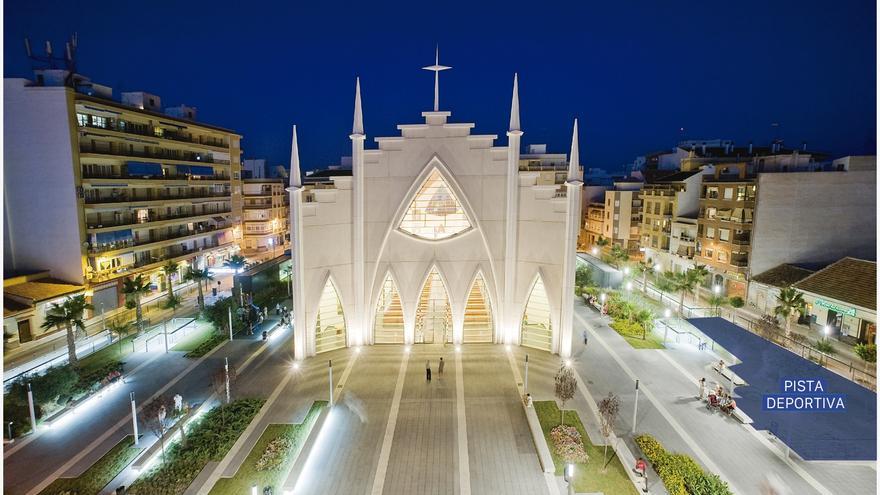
142, 395, 173, 463
184, 267, 213, 311
122, 275, 151, 334
690, 264, 710, 293
212, 364, 237, 426
596, 236, 610, 249
708, 295, 728, 317
554, 364, 577, 426
597, 393, 620, 470
774, 287, 806, 339
854, 343, 877, 372
163, 294, 183, 314
575, 264, 593, 295
107, 319, 134, 353
729, 296, 745, 324
162, 261, 180, 302
636, 260, 653, 294
224, 255, 247, 271
654, 273, 677, 306
41, 295, 93, 367
634, 309, 655, 340
609, 244, 629, 268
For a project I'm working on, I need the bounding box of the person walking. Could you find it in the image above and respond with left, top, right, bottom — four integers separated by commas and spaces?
583, 330, 588, 346
698, 377, 706, 399
426, 360, 432, 381
438, 357, 445, 375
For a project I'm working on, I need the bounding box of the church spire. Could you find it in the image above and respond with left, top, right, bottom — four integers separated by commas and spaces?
567, 118, 581, 182
509, 73, 520, 133
352, 76, 364, 136
289, 124, 302, 188
422, 45, 451, 111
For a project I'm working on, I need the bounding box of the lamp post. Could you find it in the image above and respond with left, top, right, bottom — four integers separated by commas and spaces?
27, 383, 36, 433
130, 392, 139, 446
713, 285, 721, 316
224, 357, 231, 404
328, 360, 334, 407
631, 379, 640, 434
663, 308, 672, 343
269, 237, 275, 258
564, 463, 575, 495
228, 306, 234, 341
591, 246, 599, 256
524, 354, 529, 395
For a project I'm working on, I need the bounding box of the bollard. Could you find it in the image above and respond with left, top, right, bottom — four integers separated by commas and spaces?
524, 354, 529, 395
27, 383, 37, 433
130, 392, 139, 446
631, 379, 639, 435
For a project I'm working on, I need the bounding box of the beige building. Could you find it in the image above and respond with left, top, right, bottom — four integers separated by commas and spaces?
583, 201, 605, 249
600, 179, 643, 257
3, 271, 84, 345
4, 68, 242, 339
241, 178, 290, 255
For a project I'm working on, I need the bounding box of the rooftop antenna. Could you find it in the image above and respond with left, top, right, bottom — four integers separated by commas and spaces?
24, 34, 79, 87
23, 38, 32, 57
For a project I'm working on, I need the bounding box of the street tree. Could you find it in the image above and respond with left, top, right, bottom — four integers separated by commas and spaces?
142, 395, 173, 463
224, 255, 247, 271
708, 294, 728, 317
574, 264, 593, 295
636, 260, 653, 293
40, 295, 93, 367
554, 364, 577, 426
597, 392, 620, 470
609, 244, 629, 268
854, 343, 877, 373
729, 296, 745, 324
184, 267, 213, 311
122, 274, 151, 334
774, 287, 806, 339
634, 309, 655, 340
654, 272, 677, 306
162, 261, 180, 303
107, 319, 134, 352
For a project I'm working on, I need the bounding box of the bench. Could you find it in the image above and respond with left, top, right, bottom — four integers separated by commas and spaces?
712, 366, 746, 387
729, 406, 753, 424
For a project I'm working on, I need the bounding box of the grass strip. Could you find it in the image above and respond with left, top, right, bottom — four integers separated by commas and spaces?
534, 400, 638, 495
40, 435, 142, 495
209, 401, 327, 494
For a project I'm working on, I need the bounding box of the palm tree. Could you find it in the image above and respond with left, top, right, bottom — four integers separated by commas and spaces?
162, 261, 180, 302
107, 319, 134, 353
690, 264, 710, 300
40, 295, 93, 366
655, 272, 677, 306
609, 244, 629, 268
122, 275, 151, 334
184, 267, 213, 311
636, 260, 653, 293
729, 296, 745, 324
672, 270, 701, 315
708, 294, 728, 317
634, 309, 655, 340
224, 255, 247, 271
774, 287, 806, 339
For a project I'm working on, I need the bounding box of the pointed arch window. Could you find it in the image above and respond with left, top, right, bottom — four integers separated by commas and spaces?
374, 273, 405, 344
315, 278, 346, 353
398, 169, 472, 240
415, 267, 451, 343
521, 276, 553, 352
463, 272, 493, 343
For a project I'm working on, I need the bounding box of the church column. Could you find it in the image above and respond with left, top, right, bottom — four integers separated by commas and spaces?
350, 77, 367, 346
560, 119, 584, 358
288, 125, 309, 360
503, 74, 522, 344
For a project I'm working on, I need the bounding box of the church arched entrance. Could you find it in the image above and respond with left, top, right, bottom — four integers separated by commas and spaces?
415, 267, 451, 344
463, 272, 493, 343
374, 273, 405, 344
315, 278, 347, 353
521, 276, 552, 351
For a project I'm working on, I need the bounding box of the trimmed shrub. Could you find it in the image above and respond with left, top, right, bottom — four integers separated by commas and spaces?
635, 434, 732, 495
549, 425, 588, 463
184, 333, 227, 358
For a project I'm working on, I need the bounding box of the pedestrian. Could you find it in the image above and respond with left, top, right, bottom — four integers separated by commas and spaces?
426, 360, 432, 381
698, 377, 706, 399
438, 357, 445, 375
583, 330, 588, 346
634, 457, 647, 478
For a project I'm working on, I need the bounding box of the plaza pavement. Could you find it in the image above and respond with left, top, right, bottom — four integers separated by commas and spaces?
570, 298, 877, 495
3, 307, 284, 495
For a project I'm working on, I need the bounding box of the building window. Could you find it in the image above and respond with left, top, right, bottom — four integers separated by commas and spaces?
154, 127, 164, 137
719, 228, 730, 241
705, 248, 714, 259
92, 115, 107, 128
718, 250, 729, 263
706, 227, 715, 239
736, 186, 746, 200
723, 187, 734, 200
398, 169, 471, 240
706, 186, 719, 199
706, 207, 717, 220
77, 113, 89, 127
615, 200, 620, 207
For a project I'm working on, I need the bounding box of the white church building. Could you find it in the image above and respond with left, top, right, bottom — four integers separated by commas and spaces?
288, 57, 583, 360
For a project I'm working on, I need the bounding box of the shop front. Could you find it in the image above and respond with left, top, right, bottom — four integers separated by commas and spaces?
805, 296, 875, 345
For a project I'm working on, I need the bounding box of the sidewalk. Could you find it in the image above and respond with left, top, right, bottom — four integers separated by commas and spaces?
570, 298, 876, 495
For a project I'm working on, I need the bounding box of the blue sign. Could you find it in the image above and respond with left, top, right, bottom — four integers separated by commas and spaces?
763, 377, 847, 412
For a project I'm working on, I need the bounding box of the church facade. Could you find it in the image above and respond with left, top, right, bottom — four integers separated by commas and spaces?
288, 65, 583, 360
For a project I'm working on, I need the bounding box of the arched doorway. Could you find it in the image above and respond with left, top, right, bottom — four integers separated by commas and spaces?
521, 276, 552, 351
374, 273, 404, 344
415, 267, 451, 344
315, 278, 347, 353
463, 272, 493, 343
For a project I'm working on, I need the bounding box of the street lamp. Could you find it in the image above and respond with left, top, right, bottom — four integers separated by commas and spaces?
564, 359, 572, 367
664, 308, 671, 318
713, 285, 721, 295
623, 267, 631, 276
591, 247, 599, 256
626, 281, 633, 291
823, 325, 831, 337
268, 237, 275, 258
564, 463, 575, 495
653, 263, 661, 272
599, 293, 606, 303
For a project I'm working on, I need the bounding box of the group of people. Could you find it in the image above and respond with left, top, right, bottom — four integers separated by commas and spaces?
275, 303, 292, 327
698, 377, 737, 415
425, 357, 445, 381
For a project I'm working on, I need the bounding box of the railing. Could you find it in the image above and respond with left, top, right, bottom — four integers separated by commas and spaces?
88, 225, 224, 254
86, 209, 232, 230
84, 192, 230, 205
731, 236, 751, 245
79, 143, 230, 165
83, 171, 230, 181
79, 121, 229, 149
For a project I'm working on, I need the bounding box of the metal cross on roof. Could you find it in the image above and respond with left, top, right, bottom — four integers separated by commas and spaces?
422, 46, 451, 112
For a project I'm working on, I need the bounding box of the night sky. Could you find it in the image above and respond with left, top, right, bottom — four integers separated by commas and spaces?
5, 0, 876, 174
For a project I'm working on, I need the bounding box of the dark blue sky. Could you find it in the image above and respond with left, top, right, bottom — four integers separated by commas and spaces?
5, 0, 876, 173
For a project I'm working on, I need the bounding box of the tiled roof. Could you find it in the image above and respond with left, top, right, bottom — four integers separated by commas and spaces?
751, 264, 816, 288
4, 278, 84, 303
794, 258, 876, 311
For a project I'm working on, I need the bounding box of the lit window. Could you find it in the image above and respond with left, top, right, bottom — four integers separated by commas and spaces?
723, 188, 734, 200
719, 229, 730, 241
398, 170, 471, 240
92, 115, 106, 128
154, 127, 164, 137
77, 113, 89, 127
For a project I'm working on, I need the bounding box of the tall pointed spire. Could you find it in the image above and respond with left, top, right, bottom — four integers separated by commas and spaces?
567, 118, 581, 182
509, 73, 520, 132
289, 124, 302, 188
352, 77, 364, 136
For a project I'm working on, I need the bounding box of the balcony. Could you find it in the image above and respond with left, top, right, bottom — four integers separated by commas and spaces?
79, 120, 229, 149
84, 191, 231, 206
88, 225, 228, 254
89, 240, 234, 282
86, 208, 232, 231
730, 256, 749, 267
82, 171, 230, 182
79, 143, 230, 165
731, 234, 751, 245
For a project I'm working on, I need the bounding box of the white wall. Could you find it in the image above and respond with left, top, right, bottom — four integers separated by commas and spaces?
4, 80, 84, 283
750, 170, 876, 275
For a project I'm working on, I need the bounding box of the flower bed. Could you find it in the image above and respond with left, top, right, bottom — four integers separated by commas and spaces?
635, 434, 732, 495
128, 398, 265, 495
549, 425, 589, 463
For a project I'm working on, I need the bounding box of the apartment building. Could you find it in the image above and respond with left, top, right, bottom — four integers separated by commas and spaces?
669, 217, 698, 274
583, 202, 605, 249
4, 69, 242, 320
241, 178, 290, 255
600, 179, 643, 257
640, 168, 710, 271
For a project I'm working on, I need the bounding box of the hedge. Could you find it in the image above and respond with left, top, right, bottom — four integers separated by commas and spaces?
127, 399, 265, 495
40, 435, 142, 495
184, 333, 227, 358
635, 434, 732, 495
